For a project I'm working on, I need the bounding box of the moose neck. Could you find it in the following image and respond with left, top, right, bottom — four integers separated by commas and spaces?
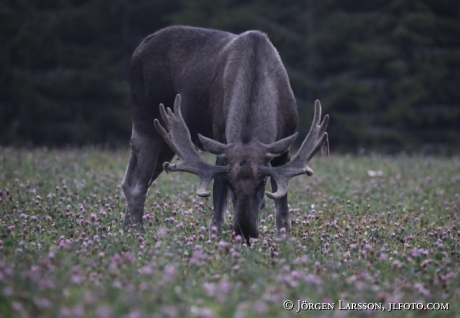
222, 31, 281, 145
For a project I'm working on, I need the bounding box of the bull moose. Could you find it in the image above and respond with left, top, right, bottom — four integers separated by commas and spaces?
121, 26, 329, 242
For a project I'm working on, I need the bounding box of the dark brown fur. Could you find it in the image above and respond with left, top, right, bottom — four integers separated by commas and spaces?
121, 26, 328, 242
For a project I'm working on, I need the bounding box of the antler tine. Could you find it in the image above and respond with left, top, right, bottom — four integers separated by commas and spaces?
321, 134, 330, 156
261, 100, 329, 199
156, 103, 181, 157
154, 94, 230, 197
173, 92, 182, 114
295, 101, 329, 163
312, 99, 322, 126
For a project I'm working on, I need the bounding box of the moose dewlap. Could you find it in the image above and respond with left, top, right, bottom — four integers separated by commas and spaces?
121, 26, 329, 243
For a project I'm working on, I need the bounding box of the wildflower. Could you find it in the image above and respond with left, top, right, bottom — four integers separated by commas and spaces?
190, 306, 217, 318
392, 260, 403, 269
95, 306, 113, 318
99, 209, 107, 217
234, 235, 243, 244
12, 302, 25, 313
305, 274, 322, 286
123, 252, 135, 265
138, 264, 155, 276
163, 265, 177, 283
414, 283, 431, 297
231, 250, 240, 260
70, 272, 82, 285
367, 170, 383, 177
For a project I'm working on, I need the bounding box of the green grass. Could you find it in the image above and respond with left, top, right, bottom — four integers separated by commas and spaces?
0, 147, 459, 317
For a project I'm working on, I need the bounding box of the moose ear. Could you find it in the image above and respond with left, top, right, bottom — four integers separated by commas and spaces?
198, 134, 228, 155
263, 132, 298, 157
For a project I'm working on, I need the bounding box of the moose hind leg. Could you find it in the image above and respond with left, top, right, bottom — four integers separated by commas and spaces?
121, 133, 166, 228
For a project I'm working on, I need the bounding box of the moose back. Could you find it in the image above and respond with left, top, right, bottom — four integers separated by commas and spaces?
121, 26, 329, 243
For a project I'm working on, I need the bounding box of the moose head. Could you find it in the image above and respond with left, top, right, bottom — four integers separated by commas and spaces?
154, 94, 329, 241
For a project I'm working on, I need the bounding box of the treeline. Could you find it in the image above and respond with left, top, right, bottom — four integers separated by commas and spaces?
1, 0, 459, 153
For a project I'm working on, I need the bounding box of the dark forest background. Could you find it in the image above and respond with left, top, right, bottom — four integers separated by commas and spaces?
1, 0, 459, 153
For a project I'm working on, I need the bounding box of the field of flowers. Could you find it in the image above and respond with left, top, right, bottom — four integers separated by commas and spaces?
0, 147, 459, 317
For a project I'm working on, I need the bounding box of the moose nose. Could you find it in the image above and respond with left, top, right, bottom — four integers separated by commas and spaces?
234, 224, 259, 245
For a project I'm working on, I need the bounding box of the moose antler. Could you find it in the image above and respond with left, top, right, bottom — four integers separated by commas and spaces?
260, 100, 329, 199
154, 95, 230, 197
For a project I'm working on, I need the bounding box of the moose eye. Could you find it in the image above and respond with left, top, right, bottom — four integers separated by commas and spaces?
225, 179, 235, 190
253, 180, 266, 191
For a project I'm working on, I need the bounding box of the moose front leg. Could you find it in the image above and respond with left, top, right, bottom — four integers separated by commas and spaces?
269, 151, 291, 235
210, 157, 229, 236
270, 178, 290, 235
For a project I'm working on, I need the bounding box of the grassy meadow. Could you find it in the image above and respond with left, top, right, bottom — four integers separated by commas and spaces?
0, 147, 459, 317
